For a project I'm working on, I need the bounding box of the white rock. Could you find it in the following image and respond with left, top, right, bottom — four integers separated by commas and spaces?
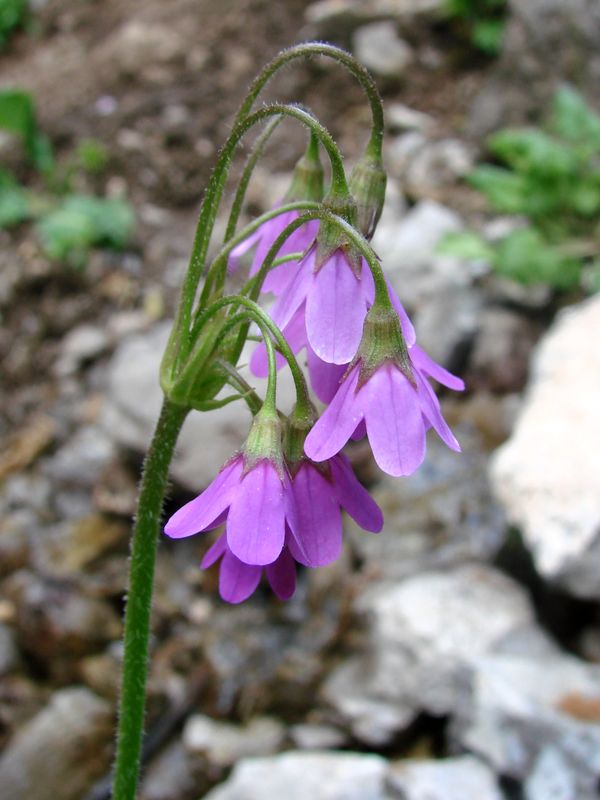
203, 751, 392, 800
305, 0, 443, 27
352, 22, 413, 78
453, 652, 600, 798
55, 324, 109, 376
389, 755, 504, 800
183, 715, 285, 766
385, 102, 436, 133
101, 322, 295, 491
323, 564, 548, 744
0, 688, 112, 800
490, 295, 600, 598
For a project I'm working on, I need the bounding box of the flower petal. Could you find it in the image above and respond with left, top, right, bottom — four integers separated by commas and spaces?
363, 365, 426, 476
219, 549, 262, 603
386, 281, 416, 346
227, 460, 286, 565
249, 307, 306, 378
330, 454, 383, 532
269, 249, 314, 332
289, 462, 342, 567
411, 345, 465, 391
201, 533, 227, 568
164, 457, 243, 538
307, 343, 347, 404
306, 251, 366, 364
415, 372, 461, 452
304, 365, 364, 462
266, 548, 296, 600
350, 419, 367, 441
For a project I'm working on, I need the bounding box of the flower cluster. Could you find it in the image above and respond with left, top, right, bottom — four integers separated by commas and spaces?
164, 91, 463, 604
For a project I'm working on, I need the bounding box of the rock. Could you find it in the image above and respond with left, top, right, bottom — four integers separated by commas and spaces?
203, 751, 391, 800
41, 426, 115, 488
323, 564, 548, 744
388, 755, 503, 800
5, 570, 121, 670
290, 723, 348, 750
452, 652, 600, 799
372, 198, 483, 365
0, 624, 18, 676
101, 322, 295, 491
490, 295, 600, 598
54, 325, 109, 377
347, 429, 505, 583
98, 20, 184, 76
468, 307, 542, 393
305, 0, 443, 34
30, 514, 127, 577
385, 102, 436, 134
386, 135, 475, 197
183, 715, 285, 767
470, 0, 600, 137
352, 22, 413, 79
140, 742, 208, 800
0, 688, 112, 800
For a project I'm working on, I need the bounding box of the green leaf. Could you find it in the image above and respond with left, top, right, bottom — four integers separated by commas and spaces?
36, 195, 135, 267
438, 231, 494, 261
0, 0, 26, 49
551, 86, 600, 147
468, 166, 529, 213
487, 129, 578, 176
494, 228, 581, 289
0, 89, 54, 172
472, 18, 505, 54
0, 183, 30, 227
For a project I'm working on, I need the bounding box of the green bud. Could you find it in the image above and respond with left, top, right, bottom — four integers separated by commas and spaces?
283, 401, 318, 469
243, 405, 285, 474
315, 190, 361, 273
285, 132, 325, 203
355, 304, 413, 388
349, 154, 387, 240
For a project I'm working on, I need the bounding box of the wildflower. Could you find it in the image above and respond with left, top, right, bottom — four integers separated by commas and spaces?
304, 306, 463, 477
201, 532, 297, 604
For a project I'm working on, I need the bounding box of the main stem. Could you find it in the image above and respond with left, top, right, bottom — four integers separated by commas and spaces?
112, 399, 188, 800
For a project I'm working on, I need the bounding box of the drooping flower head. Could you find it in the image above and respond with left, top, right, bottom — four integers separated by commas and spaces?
304, 303, 464, 477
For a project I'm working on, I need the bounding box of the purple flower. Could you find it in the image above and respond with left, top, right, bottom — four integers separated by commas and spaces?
201, 532, 297, 604
164, 454, 295, 566
304, 352, 463, 478
288, 454, 383, 567
228, 207, 319, 295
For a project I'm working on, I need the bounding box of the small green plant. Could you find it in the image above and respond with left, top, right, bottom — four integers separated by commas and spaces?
0, 0, 26, 49
0, 88, 134, 267
441, 87, 600, 292
445, 0, 507, 56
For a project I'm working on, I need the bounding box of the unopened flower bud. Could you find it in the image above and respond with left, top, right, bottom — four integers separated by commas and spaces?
285, 132, 324, 203
349, 154, 387, 239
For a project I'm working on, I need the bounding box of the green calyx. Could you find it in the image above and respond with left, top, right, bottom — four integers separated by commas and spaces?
284, 401, 318, 469
315, 190, 362, 274
243, 405, 285, 474
285, 133, 325, 203
349, 153, 387, 240
355, 304, 414, 387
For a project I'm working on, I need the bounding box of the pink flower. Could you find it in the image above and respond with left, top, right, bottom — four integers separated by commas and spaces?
304, 353, 463, 478
201, 532, 297, 604
228, 208, 319, 295
164, 454, 294, 565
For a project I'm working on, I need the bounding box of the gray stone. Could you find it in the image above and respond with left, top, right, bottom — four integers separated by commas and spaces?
54, 324, 109, 377
490, 295, 600, 598
0, 624, 18, 676
323, 564, 546, 744
203, 751, 392, 800
372, 198, 482, 364
0, 688, 112, 800
101, 322, 296, 491
305, 0, 443, 32
452, 652, 600, 799
41, 426, 115, 488
385, 103, 436, 134
470, 0, 600, 137
352, 22, 413, 78
290, 723, 348, 750
347, 429, 505, 583
183, 715, 285, 766
388, 755, 504, 800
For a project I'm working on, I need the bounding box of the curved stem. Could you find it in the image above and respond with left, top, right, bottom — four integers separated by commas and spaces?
112, 399, 188, 800
199, 199, 319, 309
195, 295, 311, 416
224, 116, 283, 244
170, 103, 347, 375
235, 43, 384, 158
